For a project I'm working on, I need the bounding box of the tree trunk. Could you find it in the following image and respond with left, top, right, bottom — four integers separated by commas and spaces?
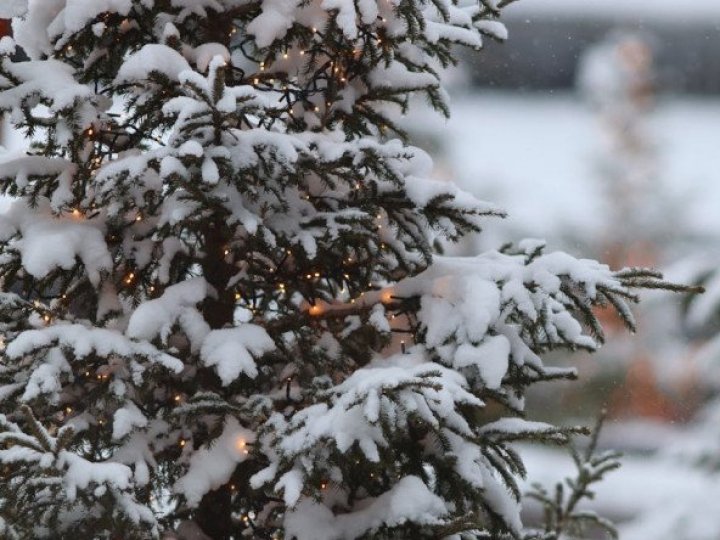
194, 485, 234, 540
195, 221, 237, 539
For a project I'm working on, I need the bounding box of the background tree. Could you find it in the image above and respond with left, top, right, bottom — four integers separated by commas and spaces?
616, 259, 720, 540
526, 411, 620, 540
0, 1, 688, 539
577, 31, 660, 268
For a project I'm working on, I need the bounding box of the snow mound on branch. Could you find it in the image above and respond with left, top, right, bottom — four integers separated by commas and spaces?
455, 334, 510, 389
322, 0, 377, 39
186, 43, 231, 72
369, 62, 439, 91
126, 278, 208, 342
10, 0, 61, 58
246, 0, 302, 48
116, 44, 193, 83
284, 476, 447, 540
480, 417, 562, 439
60, 450, 132, 500
112, 402, 148, 440
200, 326, 276, 385
174, 417, 254, 506
59, 0, 133, 33
20, 347, 69, 402
6, 324, 185, 376
0, 59, 92, 111
0, 156, 71, 182
18, 218, 111, 286
0, 200, 111, 287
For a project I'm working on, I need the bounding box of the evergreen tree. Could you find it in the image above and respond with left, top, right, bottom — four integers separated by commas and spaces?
0, 1, 688, 538
577, 31, 658, 263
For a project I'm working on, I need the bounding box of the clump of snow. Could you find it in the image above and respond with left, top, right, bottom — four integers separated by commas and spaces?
112, 402, 148, 440
7, 324, 183, 373
0, 200, 111, 286
20, 347, 70, 402
60, 450, 132, 500
17, 216, 111, 286
187, 43, 230, 72
455, 334, 510, 389
284, 476, 448, 540
126, 278, 208, 342
0, 37, 16, 56
57, 0, 133, 33
200, 325, 276, 385
115, 44, 193, 84
175, 417, 254, 506
0, 59, 93, 111
246, 0, 302, 48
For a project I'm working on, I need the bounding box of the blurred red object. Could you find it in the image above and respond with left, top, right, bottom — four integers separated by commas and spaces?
0, 19, 11, 38
0, 19, 9, 148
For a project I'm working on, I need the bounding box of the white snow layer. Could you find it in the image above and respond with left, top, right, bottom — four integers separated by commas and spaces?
174, 417, 253, 506
126, 278, 208, 342
200, 326, 276, 385
0, 0, 27, 17
115, 44, 193, 83
284, 476, 447, 540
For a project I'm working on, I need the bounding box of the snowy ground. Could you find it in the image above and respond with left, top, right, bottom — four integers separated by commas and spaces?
417, 92, 720, 245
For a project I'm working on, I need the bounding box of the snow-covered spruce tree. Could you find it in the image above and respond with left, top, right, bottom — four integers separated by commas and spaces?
0, 1, 685, 539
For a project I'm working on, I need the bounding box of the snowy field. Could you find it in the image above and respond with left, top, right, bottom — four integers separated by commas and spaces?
419, 92, 720, 243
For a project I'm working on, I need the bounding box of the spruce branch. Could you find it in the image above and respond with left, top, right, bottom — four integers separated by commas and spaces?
525, 411, 620, 540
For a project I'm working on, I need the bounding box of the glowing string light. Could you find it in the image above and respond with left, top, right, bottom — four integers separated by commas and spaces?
236, 436, 249, 455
